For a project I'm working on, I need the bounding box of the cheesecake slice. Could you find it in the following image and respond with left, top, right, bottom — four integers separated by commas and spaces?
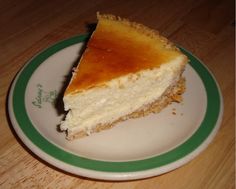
60, 13, 188, 140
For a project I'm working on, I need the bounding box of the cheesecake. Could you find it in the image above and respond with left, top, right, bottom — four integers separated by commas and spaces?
60, 13, 188, 140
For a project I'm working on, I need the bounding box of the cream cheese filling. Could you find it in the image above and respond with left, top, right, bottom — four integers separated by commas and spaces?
61, 56, 186, 134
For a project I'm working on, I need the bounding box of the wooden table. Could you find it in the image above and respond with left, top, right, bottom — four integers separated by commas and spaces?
0, 0, 234, 188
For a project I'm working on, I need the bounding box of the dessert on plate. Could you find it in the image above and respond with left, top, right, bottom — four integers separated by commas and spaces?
60, 13, 188, 140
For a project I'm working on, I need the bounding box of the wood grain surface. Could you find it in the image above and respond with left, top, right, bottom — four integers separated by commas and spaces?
0, 0, 235, 188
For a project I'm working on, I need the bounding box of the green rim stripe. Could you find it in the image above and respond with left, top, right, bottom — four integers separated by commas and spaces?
12, 35, 221, 172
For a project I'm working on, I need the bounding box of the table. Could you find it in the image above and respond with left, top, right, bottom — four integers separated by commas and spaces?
0, 0, 235, 188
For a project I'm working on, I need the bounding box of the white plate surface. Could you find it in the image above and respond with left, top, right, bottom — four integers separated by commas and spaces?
8, 35, 223, 180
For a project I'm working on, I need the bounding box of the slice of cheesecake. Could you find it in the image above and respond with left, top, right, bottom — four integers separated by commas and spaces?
60, 13, 188, 140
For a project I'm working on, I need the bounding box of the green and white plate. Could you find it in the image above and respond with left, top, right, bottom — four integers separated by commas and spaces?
8, 34, 223, 180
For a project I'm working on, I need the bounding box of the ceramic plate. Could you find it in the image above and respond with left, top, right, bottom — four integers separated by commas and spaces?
8, 34, 223, 180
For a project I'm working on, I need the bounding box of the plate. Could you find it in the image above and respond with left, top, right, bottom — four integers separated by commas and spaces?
8, 34, 223, 180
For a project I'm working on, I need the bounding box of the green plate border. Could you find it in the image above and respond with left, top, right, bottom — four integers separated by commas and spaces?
11, 34, 221, 172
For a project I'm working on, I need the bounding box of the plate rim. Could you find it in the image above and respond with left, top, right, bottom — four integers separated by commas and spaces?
8, 34, 223, 180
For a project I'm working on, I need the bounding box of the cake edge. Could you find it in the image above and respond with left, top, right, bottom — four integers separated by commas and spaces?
66, 77, 186, 140
97, 12, 179, 51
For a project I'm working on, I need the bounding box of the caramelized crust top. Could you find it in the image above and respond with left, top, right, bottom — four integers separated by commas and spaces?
65, 13, 184, 95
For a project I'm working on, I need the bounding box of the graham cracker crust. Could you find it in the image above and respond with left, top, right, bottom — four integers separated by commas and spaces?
66, 77, 186, 140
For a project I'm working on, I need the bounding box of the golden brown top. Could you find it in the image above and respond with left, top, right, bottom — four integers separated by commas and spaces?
65, 13, 184, 95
